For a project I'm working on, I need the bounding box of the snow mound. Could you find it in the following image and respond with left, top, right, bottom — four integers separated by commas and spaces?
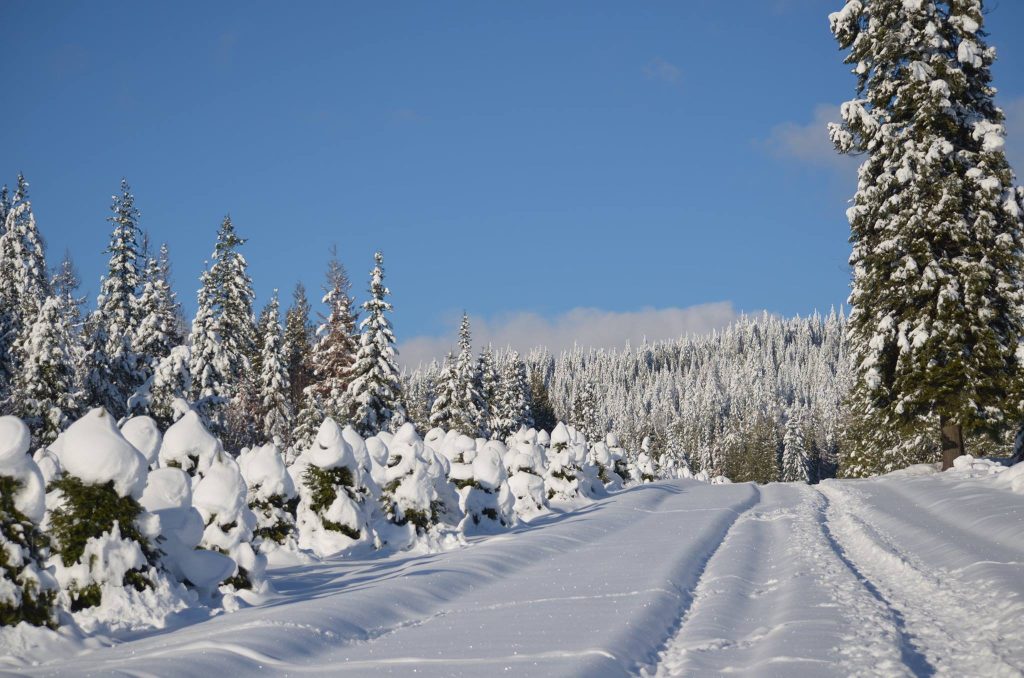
120, 416, 163, 467
52, 408, 148, 499
0, 416, 47, 522
159, 411, 222, 475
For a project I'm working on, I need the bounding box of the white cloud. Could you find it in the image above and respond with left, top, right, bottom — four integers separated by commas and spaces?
643, 57, 682, 86
762, 103, 859, 172
1004, 96, 1024, 180
398, 302, 741, 369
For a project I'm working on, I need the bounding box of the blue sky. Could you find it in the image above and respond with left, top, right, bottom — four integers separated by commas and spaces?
3, 0, 1023, 365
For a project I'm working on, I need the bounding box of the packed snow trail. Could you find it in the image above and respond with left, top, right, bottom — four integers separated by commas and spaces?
4, 473, 1024, 677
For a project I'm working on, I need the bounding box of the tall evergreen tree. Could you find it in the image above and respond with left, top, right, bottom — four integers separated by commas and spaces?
283, 282, 315, 413
830, 0, 1024, 471
0, 175, 49, 407
345, 251, 405, 436
188, 216, 256, 434
133, 243, 182, 384
257, 290, 292, 444
476, 345, 499, 438
429, 353, 458, 431
781, 408, 810, 483
13, 296, 78, 445
93, 179, 144, 417
305, 251, 359, 422
492, 351, 533, 439
451, 313, 485, 436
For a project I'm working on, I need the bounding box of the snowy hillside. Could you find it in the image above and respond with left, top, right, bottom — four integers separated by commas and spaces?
4, 458, 1023, 677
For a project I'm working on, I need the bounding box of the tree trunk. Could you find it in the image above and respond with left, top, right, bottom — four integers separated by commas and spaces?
940, 416, 964, 470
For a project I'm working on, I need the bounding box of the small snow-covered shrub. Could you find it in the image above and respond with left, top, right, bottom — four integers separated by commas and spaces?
0, 417, 57, 628
192, 454, 266, 591
120, 416, 162, 469
238, 443, 299, 555
379, 424, 462, 536
543, 423, 599, 501
293, 418, 374, 556
505, 437, 548, 518
45, 408, 157, 612
158, 410, 222, 476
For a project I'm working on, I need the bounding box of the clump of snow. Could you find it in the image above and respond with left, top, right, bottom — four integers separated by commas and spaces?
140, 467, 234, 593
159, 410, 223, 476
192, 455, 266, 592
120, 416, 163, 468
50, 408, 148, 499
0, 416, 47, 522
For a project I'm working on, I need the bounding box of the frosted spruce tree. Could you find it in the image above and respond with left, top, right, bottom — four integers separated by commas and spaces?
476, 345, 499, 438
133, 243, 183, 385
92, 179, 145, 418
257, 291, 292, 444
284, 283, 315, 417
830, 0, 1024, 472
428, 353, 458, 431
189, 216, 256, 435
13, 297, 78, 446
305, 251, 359, 423
452, 314, 485, 437
492, 352, 533, 440
345, 252, 406, 436
0, 175, 49, 405
781, 408, 810, 483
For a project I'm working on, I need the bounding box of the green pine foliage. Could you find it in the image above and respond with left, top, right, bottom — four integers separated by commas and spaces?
0, 475, 56, 628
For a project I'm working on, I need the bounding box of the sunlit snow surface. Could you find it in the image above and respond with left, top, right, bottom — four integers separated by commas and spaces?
4, 461, 1024, 677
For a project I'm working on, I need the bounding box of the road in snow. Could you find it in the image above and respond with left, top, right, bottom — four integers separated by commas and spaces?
4, 472, 1024, 677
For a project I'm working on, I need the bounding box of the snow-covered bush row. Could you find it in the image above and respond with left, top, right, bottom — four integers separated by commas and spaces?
1, 403, 704, 633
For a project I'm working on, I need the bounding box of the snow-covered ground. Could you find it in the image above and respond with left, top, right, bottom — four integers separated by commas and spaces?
3, 462, 1024, 677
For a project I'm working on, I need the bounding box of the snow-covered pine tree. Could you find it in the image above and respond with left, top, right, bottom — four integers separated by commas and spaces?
830, 0, 1024, 471
257, 290, 292, 444
345, 252, 406, 436
492, 351, 532, 440
284, 282, 315, 416
428, 353, 458, 431
189, 216, 256, 436
781, 407, 810, 483
0, 175, 49, 407
570, 380, 601, 442
452, 314, 485, 437
13, 297, 78, 446
93, 179, 145, 418
476, 345, 499, 439
133, 243, 182, 385
0, 416, 57, 627
306, 251, 359, 423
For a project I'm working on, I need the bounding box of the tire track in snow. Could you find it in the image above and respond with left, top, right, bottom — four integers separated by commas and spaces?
819, 482, 1024, 677
649, 484, 909, 677
640, 483, 763, 676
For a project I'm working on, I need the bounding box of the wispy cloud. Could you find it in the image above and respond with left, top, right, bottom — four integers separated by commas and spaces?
643, 57, 682, 86
398, 302, 741, 368
761, 103, 859, 172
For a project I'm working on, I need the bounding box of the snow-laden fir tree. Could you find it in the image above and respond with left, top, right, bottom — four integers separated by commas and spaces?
189, 216, 256, 435
13, 297, 78, 446
428, 353, 458, 431
451, 314, 485, 437
0, 416, 56, 627
0, 175, 49, 405
476, 345, 499, 438
570, 380, 601, 442
830, 0, 1024, 472
257, 291, 292, 444
92, 179, 144, 418
133, 243, 182, 385
345, 252, 406, 436
305, 251, 359, 423
781, 407, 810, 483
129, 345, 191, 429
491, 351, 533, 440
284, 282, 315, 415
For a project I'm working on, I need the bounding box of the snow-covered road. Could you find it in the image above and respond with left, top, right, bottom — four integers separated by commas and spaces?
5, 472, 1024, 677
